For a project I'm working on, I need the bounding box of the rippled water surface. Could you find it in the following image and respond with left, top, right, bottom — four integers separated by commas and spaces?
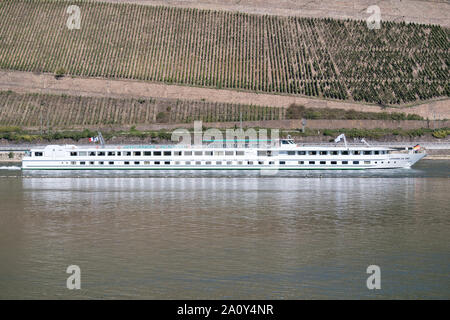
0, 160, 449, 299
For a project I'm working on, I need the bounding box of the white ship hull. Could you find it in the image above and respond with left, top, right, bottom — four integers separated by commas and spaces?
22, 143, 426, 170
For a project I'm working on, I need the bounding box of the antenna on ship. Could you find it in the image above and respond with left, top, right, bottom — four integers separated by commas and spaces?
97, 131, 105, 147
361, 138, 371, 147
334, 133, 348, 149
239, 111, 243, 132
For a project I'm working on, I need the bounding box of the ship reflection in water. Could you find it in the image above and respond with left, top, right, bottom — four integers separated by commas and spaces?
0, 161, 449, 299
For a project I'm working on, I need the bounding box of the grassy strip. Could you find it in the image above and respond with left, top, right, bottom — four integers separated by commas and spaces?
1, 126, 448, 142
286, 104, 425, 120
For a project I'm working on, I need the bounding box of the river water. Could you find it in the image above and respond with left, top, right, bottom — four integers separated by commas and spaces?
0, 160, 449, 299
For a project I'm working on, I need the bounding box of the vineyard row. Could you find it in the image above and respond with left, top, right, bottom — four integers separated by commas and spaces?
0, 0, 448, 105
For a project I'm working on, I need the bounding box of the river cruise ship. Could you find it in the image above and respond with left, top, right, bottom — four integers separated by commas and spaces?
22, 136, 426, 170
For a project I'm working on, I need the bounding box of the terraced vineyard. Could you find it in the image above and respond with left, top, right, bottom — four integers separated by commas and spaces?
0, 91, 426, 128
0, 0, 448, 105
0, 91, 284, 127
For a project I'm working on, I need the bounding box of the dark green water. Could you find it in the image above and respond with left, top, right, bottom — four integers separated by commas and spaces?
0, 160, 449, 299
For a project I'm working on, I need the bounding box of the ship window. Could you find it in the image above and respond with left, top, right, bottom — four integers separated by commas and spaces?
280, 161, 286, 165
97, 152, 105, 156
164, 161, 170, 165
320, 161, 326, 164
99, 161, 104, 165
80, 161, 86, 165
109, 161, 114, 165
175, 161, 180, 165
125, 151, 132, 156
79, 151, 87, 156
134, 161, 140, 165
331, 151, 338, 155
297, 151, 306, 155
353, 151, 360, 155
227, 161, 232, 165
144, 161, 150, 165
248, 161, 253, 165
154, 151, 162, 156
257, 151, 266, 156
196, 161, 201, 165
364, 161, 370, 164
144, 151, 152, 156
117, 152, 121, 156
298, 161, 304, 164
205, 161, 211, 165
108, 151, 115, 156
174, 151, 182, 156
309, 161, 315, 164
185, 161, 191, 165
374, 151, 380, 155
216, 161, 222, 165
287, 151, 295, 156
184, 151, 192, 156
342, 161, 348, 165
237, 161, 243, 165
134, 151, 141, 156
124, 161, 130, 165
194, 151, 203, 156
309, 151, 317, 155
236, 151, 245, 156
89, 151, 96, 156
331, 161, 337, 165
225, 151, 234, 156
269, 161, 275, 165
164, 151, 171, 156
34, 152, 43, 157
363, 151, 372, 155
154, 161, 160, 165
320, 151, 327, 155
214, 151, 224, 156
71, 161, 76, 165
70, 152, 77, 156
342, 151, 349, 155
353, 161, 359, 164
204, 151, 213, 156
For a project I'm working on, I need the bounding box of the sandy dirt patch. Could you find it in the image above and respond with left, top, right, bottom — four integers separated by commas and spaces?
99, 0, 450, 27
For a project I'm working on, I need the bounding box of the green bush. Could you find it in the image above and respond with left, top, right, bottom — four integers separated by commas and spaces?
55, 67, 66, 79
0, 126, 21, 133
156, 112, 170, 123
285, 104, 423, 121
432, 129, 449, 139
